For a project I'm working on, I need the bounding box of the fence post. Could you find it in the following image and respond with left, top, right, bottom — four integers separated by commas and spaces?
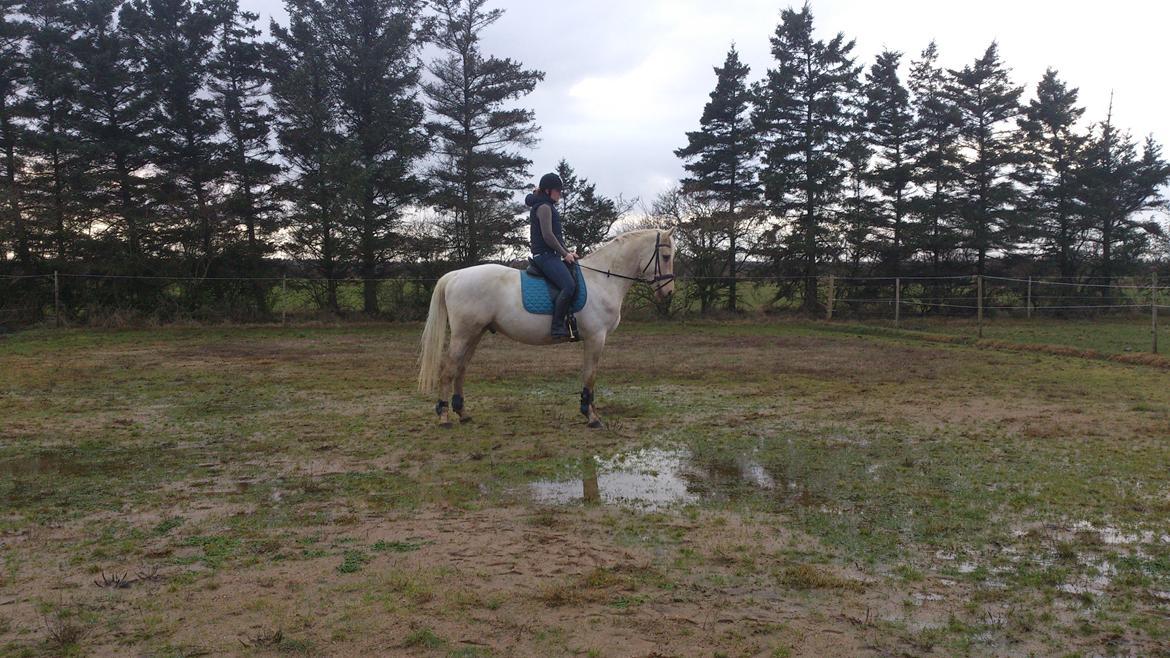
1153, 272, 1159, 355
281, 274, 287, 326
894, 277, 901, 328
826, 274, 834, 321
54, 270, 60, 328
1026, 276, 1032, 320
976, 274, 983, 339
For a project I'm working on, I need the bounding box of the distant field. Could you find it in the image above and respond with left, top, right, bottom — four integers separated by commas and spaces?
2, 320, 1170, 656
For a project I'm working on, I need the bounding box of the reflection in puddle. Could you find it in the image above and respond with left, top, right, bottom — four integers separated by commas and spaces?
528, 447, 778, 511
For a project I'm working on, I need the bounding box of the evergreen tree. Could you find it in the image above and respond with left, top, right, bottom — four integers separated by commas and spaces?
0, 1, 30, 266
753, 3, 860, 312
555, 159, 624, 254
24, 0, 81, 261
320, 0, 428, 314
72, 0, 156, 267
425, 0, 543, 266
675, 45, 760, 311
121, 0, 221, 275
839, 113, 879, 276
268, 0, 346, 312
208, 0, 280, 310
907, 42, 963, 275
1017, 69, 1087, 279
948, 42, 1024, 275
865, 48, 915, 275
1079, 107, 1170, 286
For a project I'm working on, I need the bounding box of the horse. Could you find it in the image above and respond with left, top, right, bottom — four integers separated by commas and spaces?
417, 228, 676, 428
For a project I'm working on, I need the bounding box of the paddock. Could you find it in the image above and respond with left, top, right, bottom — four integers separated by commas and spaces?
1, 321, 1168, 656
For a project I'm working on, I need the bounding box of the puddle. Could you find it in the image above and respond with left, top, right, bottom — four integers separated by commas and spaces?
1068, 521, 1170, 545
0, 452, 130, 477
528, 447, 779, 511
1058, 560, 1115, 596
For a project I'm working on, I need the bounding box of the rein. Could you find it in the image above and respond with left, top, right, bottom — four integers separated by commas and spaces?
577, 232, 675, 293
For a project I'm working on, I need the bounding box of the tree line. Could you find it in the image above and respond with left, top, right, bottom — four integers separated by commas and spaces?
0, 0, 622, 317
671, 4, 1170, 313
1, 0, 1167, 320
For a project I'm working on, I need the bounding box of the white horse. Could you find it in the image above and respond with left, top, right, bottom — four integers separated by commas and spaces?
418, 228, 676, 428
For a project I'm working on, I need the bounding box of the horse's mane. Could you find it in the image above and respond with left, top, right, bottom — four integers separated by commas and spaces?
582, 229, 662, 259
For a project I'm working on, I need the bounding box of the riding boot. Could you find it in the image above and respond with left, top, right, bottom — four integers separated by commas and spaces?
551, 288, 573, 339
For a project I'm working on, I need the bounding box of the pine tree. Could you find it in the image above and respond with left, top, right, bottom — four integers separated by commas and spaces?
319, 0, 428, 314
839, 113, 879, 276
865, 49, 915, 275
121, 0, 221, 275
555, 159, 624, 255
208, 0, 280, 310
753, 3, 860, 312
425, 0, 543, 266
72, 0, 156, 267
1079, 107, 1170, 287
268, 0, 346, 312
907, 42, 963, 275
0, 1, 30, 267
24, 0, 81, 261
675, 45, 759, 311
1017, 69, 1086, 279
948, 42, 1024, 276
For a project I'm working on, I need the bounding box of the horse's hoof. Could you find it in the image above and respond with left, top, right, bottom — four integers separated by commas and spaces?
458, 415, 473, 424
587, 419, 603, 429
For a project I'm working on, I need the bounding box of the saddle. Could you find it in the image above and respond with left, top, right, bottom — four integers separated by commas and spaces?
525, 258, 582, 341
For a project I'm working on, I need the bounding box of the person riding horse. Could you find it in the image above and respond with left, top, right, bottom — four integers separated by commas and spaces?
526, 172, 578, 340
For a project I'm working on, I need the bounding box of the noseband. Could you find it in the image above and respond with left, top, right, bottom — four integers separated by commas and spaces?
580, 232, 675, 293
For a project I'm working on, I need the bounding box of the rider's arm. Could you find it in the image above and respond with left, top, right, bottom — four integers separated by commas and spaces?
537, 205, 569, 258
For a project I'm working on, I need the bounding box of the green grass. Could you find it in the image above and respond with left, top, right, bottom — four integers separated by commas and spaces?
3, 320, 1170, 656
898, 316, 1163, 355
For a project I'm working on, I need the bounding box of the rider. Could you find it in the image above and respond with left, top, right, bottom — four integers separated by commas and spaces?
527, 172, 578, 339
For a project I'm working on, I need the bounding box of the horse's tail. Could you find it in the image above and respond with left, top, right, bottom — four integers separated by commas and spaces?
417, 273, 451, 394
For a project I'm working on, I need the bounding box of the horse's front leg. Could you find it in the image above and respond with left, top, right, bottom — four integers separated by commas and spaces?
580, 334, 607, 429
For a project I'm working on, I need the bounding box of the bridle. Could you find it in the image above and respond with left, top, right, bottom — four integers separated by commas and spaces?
578, 231, 676, 294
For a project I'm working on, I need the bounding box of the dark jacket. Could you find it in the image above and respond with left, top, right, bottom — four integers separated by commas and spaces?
527, 193, 566, 257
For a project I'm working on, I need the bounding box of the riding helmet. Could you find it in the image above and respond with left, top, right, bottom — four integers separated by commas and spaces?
539, 172, 563, 191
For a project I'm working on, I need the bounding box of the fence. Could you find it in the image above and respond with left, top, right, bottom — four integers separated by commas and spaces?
2, 270, 1166, 355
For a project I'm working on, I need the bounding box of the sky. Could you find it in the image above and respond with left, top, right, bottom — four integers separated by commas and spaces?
242, 0, 1170, 208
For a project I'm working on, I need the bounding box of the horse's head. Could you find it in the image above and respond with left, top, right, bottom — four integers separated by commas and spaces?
654, 228, 677, 301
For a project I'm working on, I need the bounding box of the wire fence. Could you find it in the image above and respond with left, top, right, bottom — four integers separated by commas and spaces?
1, 269, 1166, 356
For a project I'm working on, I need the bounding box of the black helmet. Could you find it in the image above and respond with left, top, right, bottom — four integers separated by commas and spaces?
538, 172, 563, 191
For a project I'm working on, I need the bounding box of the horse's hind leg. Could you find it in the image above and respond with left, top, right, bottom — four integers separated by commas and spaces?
451, 328, 486, 423
437, 325, 486, 427
581, 333, 607, 429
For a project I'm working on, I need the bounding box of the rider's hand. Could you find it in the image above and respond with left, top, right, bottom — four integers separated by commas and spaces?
563, 252, 578, 264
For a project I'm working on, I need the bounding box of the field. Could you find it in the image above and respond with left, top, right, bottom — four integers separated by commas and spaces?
2, 320, 1170, 657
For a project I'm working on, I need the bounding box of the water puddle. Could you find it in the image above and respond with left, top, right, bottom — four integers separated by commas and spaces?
528, 447, 780, 511
1068, 520, 1170, 545
1057, 560, 1116, 596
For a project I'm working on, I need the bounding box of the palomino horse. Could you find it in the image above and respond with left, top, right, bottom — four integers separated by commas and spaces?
418, 228, 676, 428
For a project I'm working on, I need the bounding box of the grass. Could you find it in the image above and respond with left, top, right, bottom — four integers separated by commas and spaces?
2, 319, 1170, 655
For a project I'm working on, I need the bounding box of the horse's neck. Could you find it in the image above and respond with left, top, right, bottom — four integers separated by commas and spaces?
583, 233, 650, 280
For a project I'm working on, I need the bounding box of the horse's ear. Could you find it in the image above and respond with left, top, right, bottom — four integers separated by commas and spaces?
665, 227, 676, 239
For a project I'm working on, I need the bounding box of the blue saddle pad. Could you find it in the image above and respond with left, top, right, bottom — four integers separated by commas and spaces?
520, 264, 588, 315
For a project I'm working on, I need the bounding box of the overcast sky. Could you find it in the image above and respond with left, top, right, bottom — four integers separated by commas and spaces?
243, 0, 1170, 207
